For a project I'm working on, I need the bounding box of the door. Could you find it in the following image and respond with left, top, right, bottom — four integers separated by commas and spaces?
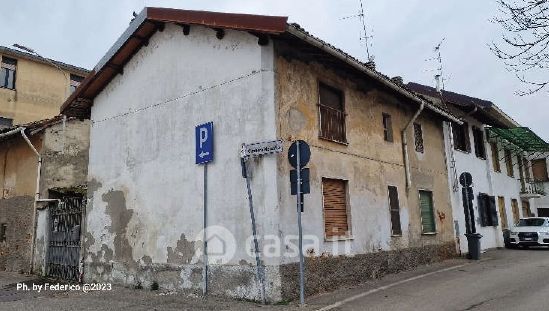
522, 200, 531, 218
498, 196, 508, 230
46, 197, 84, 281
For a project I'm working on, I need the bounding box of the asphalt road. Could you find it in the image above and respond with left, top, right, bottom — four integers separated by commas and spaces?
309, 248, 549, 311
0, 248, 547, 310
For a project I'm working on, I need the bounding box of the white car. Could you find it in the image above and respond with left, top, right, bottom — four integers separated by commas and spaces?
509, 217, 549, 248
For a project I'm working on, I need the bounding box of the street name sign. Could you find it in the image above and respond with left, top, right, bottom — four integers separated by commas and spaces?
240, 139, 283, 158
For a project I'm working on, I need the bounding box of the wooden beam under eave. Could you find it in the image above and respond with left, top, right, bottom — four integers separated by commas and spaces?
215, 28, 225, 40
178, 24, 191, 35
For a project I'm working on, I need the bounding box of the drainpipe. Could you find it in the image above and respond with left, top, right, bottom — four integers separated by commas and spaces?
0, 127, 46, 273
19, 129, 43, 274
402, 102, 425, 190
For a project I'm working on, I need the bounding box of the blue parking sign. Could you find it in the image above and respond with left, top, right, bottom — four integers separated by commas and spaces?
196, 122, 214, 164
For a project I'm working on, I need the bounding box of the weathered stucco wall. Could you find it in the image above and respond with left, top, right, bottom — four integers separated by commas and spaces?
0, 135, 41, 272
32, 119, 91, 275
0, 53, 85, 125
0, 119, 90, 274
273, 45, 455, 298
85, 24, 280, 300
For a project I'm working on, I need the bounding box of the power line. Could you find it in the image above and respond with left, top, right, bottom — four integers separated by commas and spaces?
92, 69, 270, 124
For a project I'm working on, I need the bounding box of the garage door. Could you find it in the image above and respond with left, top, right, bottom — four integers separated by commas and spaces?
538, 208, 549, 217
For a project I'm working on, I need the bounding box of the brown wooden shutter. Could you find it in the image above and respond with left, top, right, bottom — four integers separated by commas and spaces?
322, 178, 349, 237
388, 186, 402, 235
532, 159, 548, 182
490, 143, 501, 172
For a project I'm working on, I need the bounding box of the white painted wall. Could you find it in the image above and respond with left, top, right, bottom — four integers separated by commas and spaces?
443, 118, 528, 253
531, 155, 549, 214
86, 24, 280, 299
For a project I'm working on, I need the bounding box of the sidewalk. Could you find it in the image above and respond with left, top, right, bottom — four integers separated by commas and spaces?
0, 256, 473, 310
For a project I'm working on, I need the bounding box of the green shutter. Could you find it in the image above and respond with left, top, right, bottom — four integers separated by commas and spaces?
419, 191, 436, 233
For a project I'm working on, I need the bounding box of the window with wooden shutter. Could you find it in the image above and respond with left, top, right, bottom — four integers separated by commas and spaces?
318, 83, 346, 143
478, 193, 498, 227
452, 122, 470, 152
472, 126, 486, 159
322, 178, 349, 238
498, 196, 508, 230
388, 186, 402, 236
532, 159, 548, 182
413, 123, 424, 153
382, 113, 393, 142
491, 143, 501, 172
524, 158, 531, 180
419, 190, 436, 234
504, 149, 514, 177
511, 199, 520, 224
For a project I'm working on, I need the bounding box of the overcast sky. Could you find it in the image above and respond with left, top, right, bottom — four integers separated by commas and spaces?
1, 0, 547, 140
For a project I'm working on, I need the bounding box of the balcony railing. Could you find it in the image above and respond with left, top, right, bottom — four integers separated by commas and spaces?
319, 104, 347, 143
520, 178, 546, 198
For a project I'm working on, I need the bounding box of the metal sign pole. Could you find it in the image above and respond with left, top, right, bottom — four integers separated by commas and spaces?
243, 158, 267, 304
296, 141, 305, 305
203, 163, 208, 296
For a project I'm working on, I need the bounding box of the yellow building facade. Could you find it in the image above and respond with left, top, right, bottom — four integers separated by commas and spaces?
0, 46, 89, 126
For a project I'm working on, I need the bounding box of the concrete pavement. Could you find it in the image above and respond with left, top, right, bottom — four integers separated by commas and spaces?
0, 248, 547, 310
307, 248, 549, 311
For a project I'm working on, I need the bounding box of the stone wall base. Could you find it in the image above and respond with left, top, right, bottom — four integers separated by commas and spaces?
279, 242, 457, 300
83, 262, 283, 302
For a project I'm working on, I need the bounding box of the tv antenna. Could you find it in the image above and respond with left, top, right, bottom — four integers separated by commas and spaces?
433, 38, 446, 92
340, 0, 374, 62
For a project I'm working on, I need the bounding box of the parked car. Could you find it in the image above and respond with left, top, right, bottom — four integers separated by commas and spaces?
508, 217, 549, 248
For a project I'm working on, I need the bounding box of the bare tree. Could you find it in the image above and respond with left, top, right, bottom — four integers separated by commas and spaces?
491, 0, 549, 95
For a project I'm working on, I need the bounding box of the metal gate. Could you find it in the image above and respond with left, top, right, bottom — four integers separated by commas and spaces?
46, 197, 84, 281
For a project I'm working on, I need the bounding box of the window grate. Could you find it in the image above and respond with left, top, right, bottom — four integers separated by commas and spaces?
413, 123, 424, 153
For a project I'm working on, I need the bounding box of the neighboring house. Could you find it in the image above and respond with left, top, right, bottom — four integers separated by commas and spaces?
523, 154, 549, 217
0, 116, 90, 274
408, 82, 549, 253
61, 8, 461, 301
0, 46, 89, 126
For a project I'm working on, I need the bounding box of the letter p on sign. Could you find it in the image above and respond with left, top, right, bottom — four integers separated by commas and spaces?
196, 122, 214, 164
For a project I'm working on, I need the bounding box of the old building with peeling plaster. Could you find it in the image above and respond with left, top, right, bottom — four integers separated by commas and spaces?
0, 117, 90, 273
58, 8, 467, 302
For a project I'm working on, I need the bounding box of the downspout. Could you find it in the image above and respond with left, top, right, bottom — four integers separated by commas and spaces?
0, 127, 54, 273
402, 102, 425, 191
19, 129, 42, 274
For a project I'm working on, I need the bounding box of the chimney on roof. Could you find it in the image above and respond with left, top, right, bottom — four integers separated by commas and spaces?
435, 74, 442, 93
391, 76, 404, 85
365, 61, 376, 70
